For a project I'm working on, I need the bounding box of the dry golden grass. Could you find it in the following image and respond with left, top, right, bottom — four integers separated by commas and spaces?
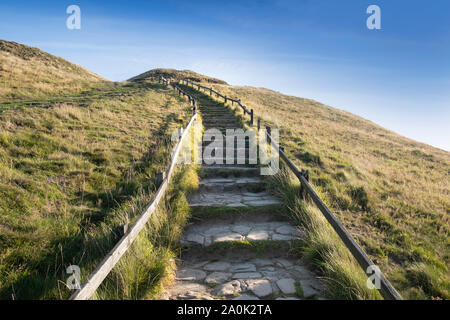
0, 40, 106, 101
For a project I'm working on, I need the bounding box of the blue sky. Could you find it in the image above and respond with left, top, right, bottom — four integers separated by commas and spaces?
1, 0, 449, 150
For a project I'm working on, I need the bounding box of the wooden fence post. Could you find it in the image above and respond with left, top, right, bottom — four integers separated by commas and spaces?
266, 126, 271, 144
257, 118, 261, 131
299, 170, 309, 199
156, 171, 166, 188
225, 96, 228, 104
250, 109, 254, 126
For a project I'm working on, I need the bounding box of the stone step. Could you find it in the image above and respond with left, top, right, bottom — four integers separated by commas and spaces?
188, 190, 282, 207
201, 141, 255, 149
161, 254, 325, 300
181, 220, 304, 247
198, 177, 263, 192
199, 166, 261, 178
201, 112, 236, 116
201, 158, 259, 166
202, 123, 241, 128
199, 176, 263, 186
201, 162, 259, 168
199, 145, 251, 152
202, 115, 236, 119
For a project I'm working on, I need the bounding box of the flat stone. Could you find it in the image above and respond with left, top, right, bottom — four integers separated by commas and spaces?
246, 279, 272, 297
251, 258, 273, 267
275, 258, 293, 268
276, 278, 296, 294
217, 280, 242, 296
293, 265, 313, 279
276, 225, 300, 236
214, 232, 243, 242
231, 225, 251, 235
204, 261, 231, 272
204, 237, 212, 246
245, 199, 281, 206
276, 297, 301, 300
177, 269, 207, 281
233, 294, 260, 300
300, 280, 320, 298
272, 234, 294, 240
260, 266, 275, 272
230, 263, 256, 273
246, 230, 269, 240
185, 233, 205, 245
261, 270, 291, 281
167, 283, 210, 300
190, 261, 209, 269
205, 272, 231, 284
204, 226, 230, 235
232, 272, 262, 279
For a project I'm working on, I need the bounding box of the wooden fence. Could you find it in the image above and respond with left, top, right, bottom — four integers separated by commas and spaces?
181, 79, 254, 125
69, 77, 198, 300
178, 78, 403, 300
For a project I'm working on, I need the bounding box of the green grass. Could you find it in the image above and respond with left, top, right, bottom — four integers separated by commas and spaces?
0, 78, 192, 299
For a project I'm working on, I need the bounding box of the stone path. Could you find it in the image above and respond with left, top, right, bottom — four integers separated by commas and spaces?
162, 86, 325, 300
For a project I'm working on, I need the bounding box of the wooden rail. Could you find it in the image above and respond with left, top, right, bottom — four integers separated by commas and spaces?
178, 78, 403, 300
181, 79, 254, 125
69, 77, 197, 300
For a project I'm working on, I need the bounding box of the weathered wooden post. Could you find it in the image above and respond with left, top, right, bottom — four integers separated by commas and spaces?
250, 109, 254, 126
257, 118, 261, 131
114, 224, 129, 239
225, 96, 228, 104
299, 170, 310, 199
156, 171, 166, 188
210, 88, 212, 95
266, 126, 271, 144
300, 170, 309, 199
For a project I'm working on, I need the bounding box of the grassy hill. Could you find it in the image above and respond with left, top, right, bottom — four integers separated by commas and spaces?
0, 44, 448, 300
0, 40, 107, 101
0, 49, 194, 299
130, 68, 227, 85
185, 78, 449, 299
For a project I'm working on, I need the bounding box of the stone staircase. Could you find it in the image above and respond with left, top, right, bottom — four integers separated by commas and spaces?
162, 87, 325, 300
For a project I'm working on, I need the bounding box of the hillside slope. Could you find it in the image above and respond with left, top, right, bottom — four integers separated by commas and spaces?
130, 68, 227, 85
0, 55, 193, 299
166, 72, 449, 299
0, 40, 106, 101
